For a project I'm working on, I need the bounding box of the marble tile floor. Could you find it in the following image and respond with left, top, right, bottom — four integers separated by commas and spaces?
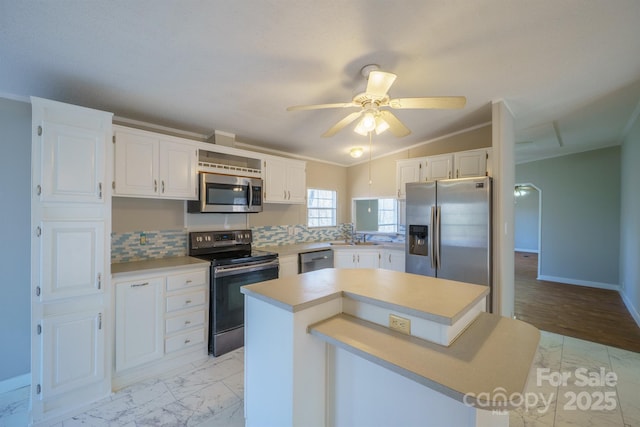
1, 332, 639, 427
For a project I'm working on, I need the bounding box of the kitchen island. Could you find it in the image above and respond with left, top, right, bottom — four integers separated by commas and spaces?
241, 268, 539, 427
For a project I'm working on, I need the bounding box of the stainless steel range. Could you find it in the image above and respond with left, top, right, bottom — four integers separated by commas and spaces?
188, 230, 278, 356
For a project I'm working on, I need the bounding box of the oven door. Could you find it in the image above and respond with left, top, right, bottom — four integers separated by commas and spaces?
198, 173, 263, 213
211, 259, 279, 353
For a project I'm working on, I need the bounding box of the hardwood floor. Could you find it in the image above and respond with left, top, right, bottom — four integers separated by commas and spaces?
514, 251, 640, 353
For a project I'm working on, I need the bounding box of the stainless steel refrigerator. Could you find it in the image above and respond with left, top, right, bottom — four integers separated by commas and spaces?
405, 176, 493, 310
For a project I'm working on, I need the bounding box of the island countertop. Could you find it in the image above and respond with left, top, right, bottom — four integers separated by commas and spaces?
241, 268, 489, 325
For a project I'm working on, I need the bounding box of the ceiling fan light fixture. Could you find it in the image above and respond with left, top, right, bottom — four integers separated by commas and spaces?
374, 117, 389, 135
350, 147, 364, 158
361, 112, 376, 131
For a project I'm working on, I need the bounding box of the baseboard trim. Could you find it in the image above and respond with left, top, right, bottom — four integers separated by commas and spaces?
0, 373, 30, 394
537, 275, 620, 291
514, 248, 539, 254
620, 289, 640, 328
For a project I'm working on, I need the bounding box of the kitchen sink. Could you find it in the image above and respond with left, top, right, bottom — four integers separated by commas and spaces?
329, 242, 380, 246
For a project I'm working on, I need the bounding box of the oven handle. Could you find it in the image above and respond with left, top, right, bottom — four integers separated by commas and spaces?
213, 259, 279, 278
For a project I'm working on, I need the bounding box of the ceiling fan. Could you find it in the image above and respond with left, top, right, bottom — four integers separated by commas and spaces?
286, 64, 467, 138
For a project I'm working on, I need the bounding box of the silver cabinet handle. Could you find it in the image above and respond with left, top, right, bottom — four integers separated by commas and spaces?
288, 190, 291, 200
131, 282, 149, 287
184, 320, 191, 325
185, 299, 192, 304
161, 180, 165, 193
154, 179, 158, 192
185, 279, 192, 284
98, 182, 102, 199
184, 339, 191, 344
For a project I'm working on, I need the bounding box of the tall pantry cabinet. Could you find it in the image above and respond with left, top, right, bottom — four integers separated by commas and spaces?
30, 98, 113, 425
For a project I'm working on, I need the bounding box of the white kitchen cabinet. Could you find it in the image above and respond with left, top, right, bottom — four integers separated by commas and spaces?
115, 276, 164, 372
38, 121, 106, 204
263, 156, 306, 204
380, 248, 405, 272
39, 220, 105, 302
40, 310, 105, 399
113, 125, 198, 200
333, 248, 380, 269
425, 154, 453, 181
395, 158, 423, 199
31, 98, 113, 424
453, 149, 489, 178
112, 264, 208, 389
279, 255, 299, 278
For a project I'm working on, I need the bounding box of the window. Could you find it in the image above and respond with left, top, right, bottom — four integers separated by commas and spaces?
377, 198, 398, 232
307, 189, 337, 227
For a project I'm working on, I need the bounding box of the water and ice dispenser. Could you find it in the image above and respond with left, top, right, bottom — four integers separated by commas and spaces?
408, 225, 428, 256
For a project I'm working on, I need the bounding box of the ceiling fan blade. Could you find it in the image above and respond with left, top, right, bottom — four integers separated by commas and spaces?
322, 111, 363, 137
388, 96, 466, 109
378, 110, 411, 137
286, 102, 358, 111
366, 71, 397, 99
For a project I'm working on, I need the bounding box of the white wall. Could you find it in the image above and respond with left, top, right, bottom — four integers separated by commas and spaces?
516, 146, 621, 288
620, 115, 640, 324
0, 97, 31, 383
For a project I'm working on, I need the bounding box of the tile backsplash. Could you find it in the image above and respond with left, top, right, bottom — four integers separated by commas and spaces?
111, 223, 404, 263
111, 229, 187, 263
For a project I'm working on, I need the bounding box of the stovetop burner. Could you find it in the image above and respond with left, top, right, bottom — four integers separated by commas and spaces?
187, 230, 277, 265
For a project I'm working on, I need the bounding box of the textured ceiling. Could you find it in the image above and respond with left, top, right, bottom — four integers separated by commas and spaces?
1, 1, 640, 165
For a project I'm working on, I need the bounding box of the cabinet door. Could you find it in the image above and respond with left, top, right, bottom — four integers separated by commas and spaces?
396, 160, 422, 199
454, 150, 487, 178
286, 161, 307, 204
425, 154, 453, 181
381, 249, 405, 272
40, 122, 105, 203
356, 251, 380, 269
264, 157, 287, 202
159, 139, 198, 199
333, 250, 356, 268
115, 277, 164, 372
39, 221, 104, 301
114, 129, 159, 196
40, 310, 105, 398
279, 255, 299, 277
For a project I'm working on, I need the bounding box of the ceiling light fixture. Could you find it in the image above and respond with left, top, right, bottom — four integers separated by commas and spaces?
350, 147, 364, 158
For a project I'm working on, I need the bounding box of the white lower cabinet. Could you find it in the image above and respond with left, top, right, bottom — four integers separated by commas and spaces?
333, 249, 380, 269
278, 254, 299, 277
113, 264, 208, 389
380, 249, 406, 272
115, 276, 164, 372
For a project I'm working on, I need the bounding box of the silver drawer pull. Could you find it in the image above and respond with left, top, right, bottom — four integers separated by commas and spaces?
185, 280, 193, 284
184, 339, 191, 344
131, 282, 149, 288
185, 299, 192, 304
184, 320, 191, 325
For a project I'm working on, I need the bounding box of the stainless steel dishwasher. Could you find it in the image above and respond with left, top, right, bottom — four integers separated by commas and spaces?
299, 249, 334, 273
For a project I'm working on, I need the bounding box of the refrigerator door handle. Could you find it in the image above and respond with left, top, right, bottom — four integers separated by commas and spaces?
435, 206, 442, 270
430, 206, 437, 269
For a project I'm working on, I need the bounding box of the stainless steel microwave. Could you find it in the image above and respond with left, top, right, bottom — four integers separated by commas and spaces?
187, 173, 263, 213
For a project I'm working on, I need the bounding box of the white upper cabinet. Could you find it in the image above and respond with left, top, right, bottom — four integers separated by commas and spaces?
425, 154, 453, 181
34, 104, 109, 204
395, 148, 492, 198
113, 125, 198, 200
454, 149, 489, 178
395, 159, 423, 199
263, 156, 306, 204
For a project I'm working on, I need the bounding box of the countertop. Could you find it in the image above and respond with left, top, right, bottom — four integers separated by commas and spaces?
309, 312, 540, 410
241, 268, 488, 325
257, 241, 405, 257
111, 256, 210, 277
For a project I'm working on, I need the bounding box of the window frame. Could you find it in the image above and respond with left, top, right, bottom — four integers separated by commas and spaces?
307, 188, 338, 228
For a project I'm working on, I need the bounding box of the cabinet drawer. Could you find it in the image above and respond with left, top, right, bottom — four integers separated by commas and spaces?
166, 290, 206, 313
165, 328, 204, 354
166, 269, 207, 292
166, 310, 205, 335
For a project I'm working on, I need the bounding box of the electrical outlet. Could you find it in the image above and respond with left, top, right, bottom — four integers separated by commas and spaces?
139, 232, 147, 245
287, 226, 294, 236
389, 314, 411, 335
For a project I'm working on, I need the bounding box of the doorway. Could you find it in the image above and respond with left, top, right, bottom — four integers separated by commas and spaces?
514, 183, 541, 275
